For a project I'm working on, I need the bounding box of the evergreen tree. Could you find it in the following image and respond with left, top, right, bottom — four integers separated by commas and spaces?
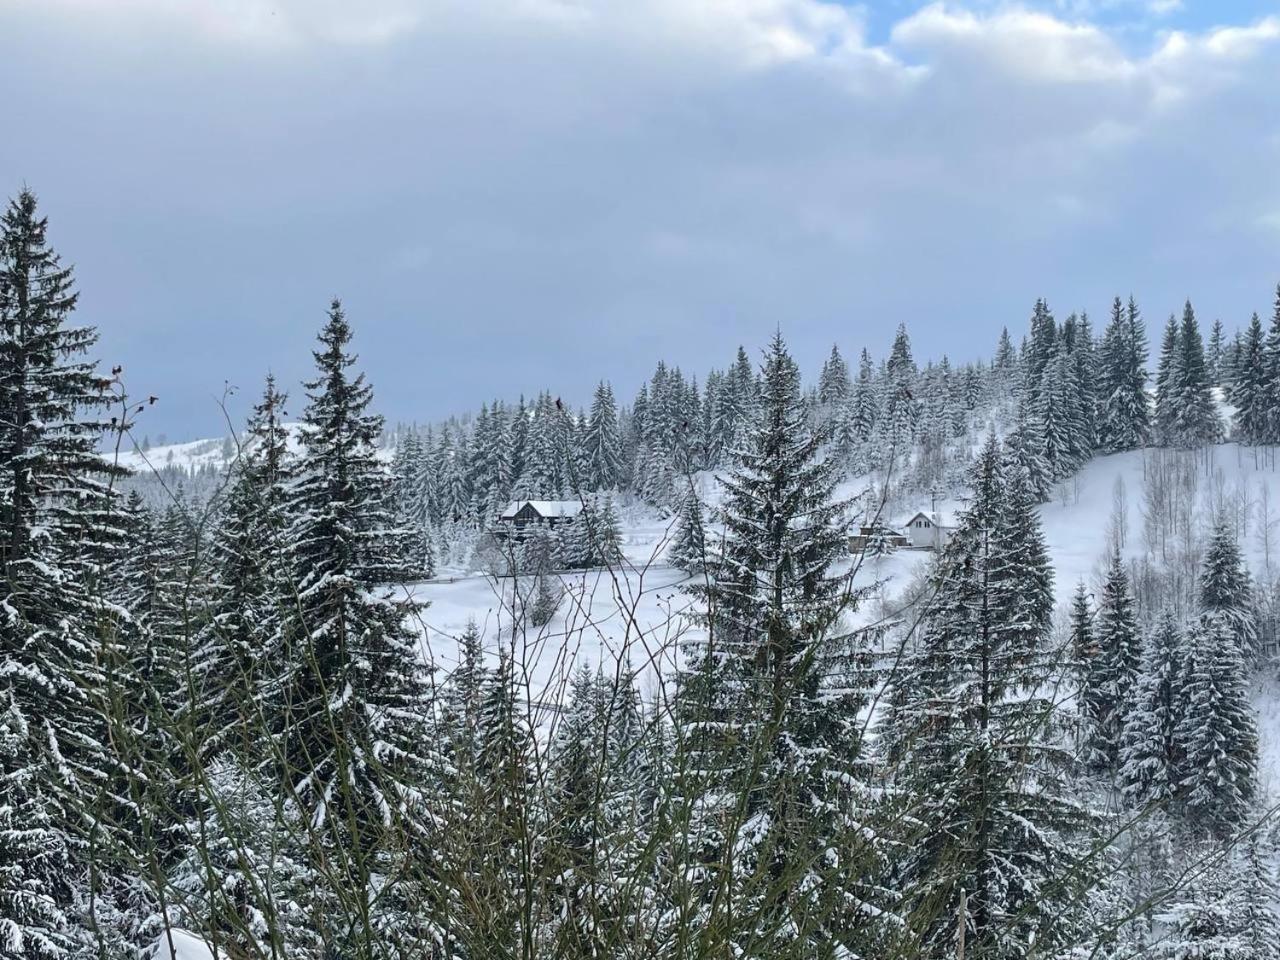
528, 573, 563, 627
0, 188, 123, 821
584, 381, 623, 491
1231, 313, 1268, 445
562, 493, 622, 569
1037, 345, 1086, 479
817, 343, 851, 410
993, 326, 1018, 381
676, 333, 884, 956
1003, 401, 1052, 502
276, 300, 437, 945
1199, 517, 1256, 664
888, 436, 1091, 959
433, 423, 469, 523
466, 401, 511, 523
881, 324, 919, 460
1264, 283, 1280, 444
1207, 318, 1225, 385
0, 694, 75, 960
1119, 612, 1182, 806
1234, 828, 1280, 959
168, 758, 320, 960
196, 375, 293, 760
1084, 551, 1141, 771
1175, 614, 1257, 836
850, 347, 878, 443
1068, 581, 1095, 686
1154, 314, 1180, 446
667, 489, 708, 575
461, 650, 536, 955
440, 619, 485, 775
1097, 296, 1151, 452
1021, 298, 1058, 409
1173, 300, 1220, 447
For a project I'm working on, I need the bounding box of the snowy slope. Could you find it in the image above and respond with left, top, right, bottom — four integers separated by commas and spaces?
1038, 443, 1280, 602
417, 443, 1280, 669
413, 442, 1280, 807
109, 423, 320, 474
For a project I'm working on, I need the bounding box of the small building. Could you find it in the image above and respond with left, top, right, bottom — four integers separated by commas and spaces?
848, 523, 910, 554
495, 499, 584, 539
900, 511, 956, 551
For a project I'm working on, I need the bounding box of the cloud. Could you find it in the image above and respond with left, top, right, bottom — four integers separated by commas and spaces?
6, 0, 424, 46
891, 4, 1137, 84
2, 1, 1279, 435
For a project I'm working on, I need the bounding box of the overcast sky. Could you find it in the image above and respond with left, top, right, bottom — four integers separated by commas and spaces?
2, 0, 1278, 438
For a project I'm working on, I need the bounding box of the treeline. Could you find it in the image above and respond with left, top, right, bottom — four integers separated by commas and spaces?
386, 283, 1280, 572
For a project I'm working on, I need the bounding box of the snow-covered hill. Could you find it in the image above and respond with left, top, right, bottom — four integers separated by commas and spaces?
408, 442, 1280, 802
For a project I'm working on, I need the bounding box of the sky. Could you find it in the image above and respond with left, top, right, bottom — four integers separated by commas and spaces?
1, 0, 1278, 439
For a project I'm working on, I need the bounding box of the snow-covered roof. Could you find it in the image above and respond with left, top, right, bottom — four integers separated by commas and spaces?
898, 510, 957, 529
499, 500, 585, 520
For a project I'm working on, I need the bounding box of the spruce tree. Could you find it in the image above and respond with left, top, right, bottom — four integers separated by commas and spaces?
888, 436, 1091, 959
850, 347, 878, 443
168, 757, 319, 960
1199, 517, 1256, 664
1068, 581, 1096, 696
1231, 313, 1268, 445
1154, 315, 1180, 446
1037, 345, 1085, 479
817, 343, 851, 413
994, 326, 1018, 382
0, 694, 75, 960
1234, 828, 1280, 959
676, 333, 884, 956
1084, 551, 1141, 771
1119, 612, 1182, 806
562, 493, 622, 569
667, 489, 708, 575
1207, 318, 1225, 385
0, 188, 123, 820
440, 619, 485, 774
1173, 300, 1220, 448
1097, 296, 1151, 453
195, 375, 293, 760
276, 300, 437, 948
1003, 401, 1052, 502
584, 381, 623, 491
881, 323, 919, 460
462, 650, 536, 955
1175, 614, 1257, 836
1263, 283, 1280, 444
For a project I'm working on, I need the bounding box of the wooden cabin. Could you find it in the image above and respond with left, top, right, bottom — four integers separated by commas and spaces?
495, 499, 584, 539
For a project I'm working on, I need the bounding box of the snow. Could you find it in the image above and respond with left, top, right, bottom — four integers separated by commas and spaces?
415, 442, 1280, 810
1039, 443, 1280, 602
147, 929, 215, 960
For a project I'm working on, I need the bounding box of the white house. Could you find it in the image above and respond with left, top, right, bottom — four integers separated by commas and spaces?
900, 511, 956, 551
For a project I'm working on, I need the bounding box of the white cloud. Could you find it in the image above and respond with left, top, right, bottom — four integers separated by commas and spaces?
4, 0, 1280, 434
891, 4, 1137, 84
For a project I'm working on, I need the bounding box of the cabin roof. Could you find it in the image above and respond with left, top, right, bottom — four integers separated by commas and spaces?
899, 510, 957, 529
499, 499, 585, 520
